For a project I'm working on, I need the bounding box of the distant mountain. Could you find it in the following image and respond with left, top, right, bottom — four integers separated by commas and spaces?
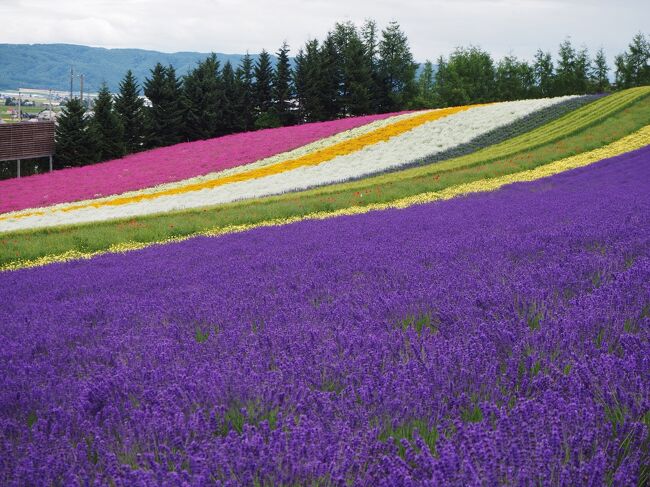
0, 44, 262, 93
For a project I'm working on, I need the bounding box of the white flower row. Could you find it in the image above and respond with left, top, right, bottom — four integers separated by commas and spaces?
0, 110, 426, 221
0, 97, 576, 232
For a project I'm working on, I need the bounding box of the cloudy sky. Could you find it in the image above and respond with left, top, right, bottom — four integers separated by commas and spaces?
1, 0, 648, 62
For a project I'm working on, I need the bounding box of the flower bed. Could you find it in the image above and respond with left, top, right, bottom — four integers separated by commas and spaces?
0, 96, 582, 231
1, 145, 649, 484
0, 112, 404, 214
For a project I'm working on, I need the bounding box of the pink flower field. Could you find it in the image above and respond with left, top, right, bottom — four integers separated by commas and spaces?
0, 112, 402, 214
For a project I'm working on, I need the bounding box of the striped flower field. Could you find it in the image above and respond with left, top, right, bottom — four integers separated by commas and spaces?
1, 87, 649, 485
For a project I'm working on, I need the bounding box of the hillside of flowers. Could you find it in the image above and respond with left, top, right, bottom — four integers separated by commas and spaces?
1, 81, 650, 485
0, 92, 630, 233
1, 145, 649, 484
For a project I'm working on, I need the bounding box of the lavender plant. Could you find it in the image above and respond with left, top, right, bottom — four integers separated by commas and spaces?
1, 146, 649, 485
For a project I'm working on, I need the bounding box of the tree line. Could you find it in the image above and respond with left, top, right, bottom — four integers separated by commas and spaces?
55, 25, 650, 168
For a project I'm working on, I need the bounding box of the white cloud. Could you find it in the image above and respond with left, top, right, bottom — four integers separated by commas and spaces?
0, 0, 647, 62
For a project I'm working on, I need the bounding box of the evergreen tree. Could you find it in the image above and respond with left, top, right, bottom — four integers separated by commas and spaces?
183, 53, 224, 140
574, 46, 591, 94
590, 48, 610, 93
221, 61, 240, 133
320, 35, 342, 119
294, 40, 327, 122
272, 42, 294, 126
495, 55, 535, 101
414, 60, 436, 108
90, 83, 124, 161
434, 46, 496, 106
554, 38, 584, 95
143, 63, 184, 147
614, 33, 650, 88
533, 50, 554, 97
377, 21, 418, 111
235, 53, 256, 131
361, 18, 381, 112
254, 50, 274, 126
55, 98, 96, 167
332, 22, 373, 116
114, 69, 145, 153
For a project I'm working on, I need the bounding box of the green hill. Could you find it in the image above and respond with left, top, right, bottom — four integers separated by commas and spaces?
0, 43, 257, 92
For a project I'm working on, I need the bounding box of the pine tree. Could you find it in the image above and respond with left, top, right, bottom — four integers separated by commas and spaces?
574, 47, 591, 94
378, 21, 418, 111
90, 83, 124, 161
533, 50, 554, 97
343, 34, 373, 115
361, 18, 381, 113
614, 33, 650, 88
330, 22, 373, 116
272, 42, 294, 126
221, 61, 240, 133
554, 38, 577, 95
414, 60, 436, 108
320, 34, 342, 119
143, 63, 184, 147
590, 48, 610, 93
235, 53, 256, 131
183, 53, 224, 140
293, 40, 326, 122
254, 50, 274, 125
114, 69, 145, 153
55, 98, 96, 167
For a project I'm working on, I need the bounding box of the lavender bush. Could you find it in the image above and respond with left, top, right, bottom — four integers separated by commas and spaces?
1, 146, 649, 486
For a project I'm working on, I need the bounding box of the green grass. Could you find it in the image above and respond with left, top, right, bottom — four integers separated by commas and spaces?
2, 87, 650, 268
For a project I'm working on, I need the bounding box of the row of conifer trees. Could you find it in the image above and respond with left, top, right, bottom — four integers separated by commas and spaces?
54, 24, 650, 168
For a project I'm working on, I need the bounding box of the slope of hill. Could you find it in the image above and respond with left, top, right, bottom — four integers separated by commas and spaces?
1, 87, 649, 269
0, 43, 259, 92
1, 140, 649, 484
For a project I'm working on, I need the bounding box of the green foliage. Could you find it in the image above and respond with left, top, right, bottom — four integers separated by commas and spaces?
495, 55, 536, 101
379, 418, 439, 458
413, 60, 436, 108
143, 63, 184, 147
272, 42, 295, 126
377, 21, 418, 111
553, 38, 591, 96
221, 61, 240, 134
294, 40, 327, 122
55, 97, 96, 167
254, 50, 274, 118
434, 46, 496, 106
215, 401, 279, 436
114, 70, 145, 153
183, 53, 225, 140
90, 83, 125, 161
591, 48, 611, 93
235, 54, 256, 131
534, 50, 555, 97
333, 22, 373, 116
615, 32, 650, 89
399, 312, 438, 335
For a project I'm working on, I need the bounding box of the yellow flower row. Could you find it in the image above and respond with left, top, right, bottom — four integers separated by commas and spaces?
2, 106, 472, 223
3, 124, 648, 272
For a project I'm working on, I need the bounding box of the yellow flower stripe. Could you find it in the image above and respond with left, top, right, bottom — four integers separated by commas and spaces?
1, 106, 472, 222
3, 125, 648, 272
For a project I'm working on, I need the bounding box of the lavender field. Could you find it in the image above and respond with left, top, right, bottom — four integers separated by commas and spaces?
1, 146, 649, 485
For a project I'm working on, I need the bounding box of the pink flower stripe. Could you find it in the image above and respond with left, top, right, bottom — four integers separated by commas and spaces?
0, 113, 403, 214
